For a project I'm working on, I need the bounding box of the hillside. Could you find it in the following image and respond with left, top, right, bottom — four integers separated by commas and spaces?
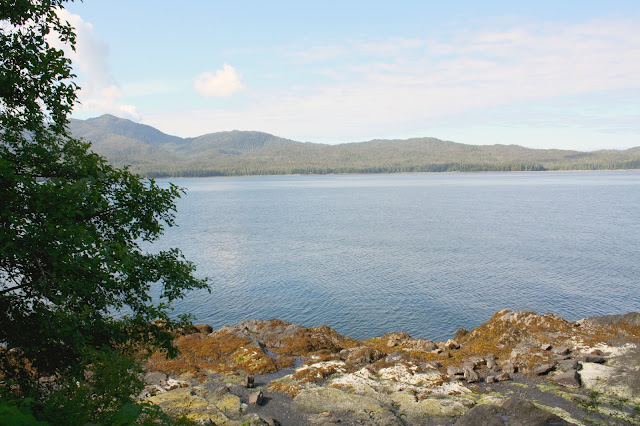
68, 115, 640, 177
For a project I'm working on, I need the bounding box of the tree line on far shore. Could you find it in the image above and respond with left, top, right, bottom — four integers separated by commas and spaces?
70, 115, 640, 178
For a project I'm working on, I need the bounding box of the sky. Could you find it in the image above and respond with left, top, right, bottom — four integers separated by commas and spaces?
62, 0, 640, 151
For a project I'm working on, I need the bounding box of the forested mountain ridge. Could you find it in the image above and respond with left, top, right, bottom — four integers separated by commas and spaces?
68, 114, 640, 177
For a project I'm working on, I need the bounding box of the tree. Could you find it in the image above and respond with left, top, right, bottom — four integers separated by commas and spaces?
0, 0, 208, 421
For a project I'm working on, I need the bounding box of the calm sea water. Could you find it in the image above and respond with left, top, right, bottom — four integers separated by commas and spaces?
151, 171, 640, 342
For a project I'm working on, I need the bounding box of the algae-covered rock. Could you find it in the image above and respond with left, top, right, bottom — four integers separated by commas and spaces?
214, 391, 243, 417
147, 388, 231, 424
294, 387, 384, 413
390, 391, 468, 418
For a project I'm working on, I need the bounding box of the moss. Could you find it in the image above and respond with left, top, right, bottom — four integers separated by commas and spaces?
146, 332, 278, 378
532, 402, 583, 425
267, 378, 304, 397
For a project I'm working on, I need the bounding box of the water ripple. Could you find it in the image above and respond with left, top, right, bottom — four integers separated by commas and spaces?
156, 172, 640, 342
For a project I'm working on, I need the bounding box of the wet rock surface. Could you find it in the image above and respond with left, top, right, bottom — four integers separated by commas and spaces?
143, 310, 640, 425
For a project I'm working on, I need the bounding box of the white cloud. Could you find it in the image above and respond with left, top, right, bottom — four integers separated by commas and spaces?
53, 8, 140, 120
193, 64, 245, 97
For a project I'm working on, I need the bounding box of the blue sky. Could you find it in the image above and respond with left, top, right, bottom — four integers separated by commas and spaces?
63, 1, 640, 150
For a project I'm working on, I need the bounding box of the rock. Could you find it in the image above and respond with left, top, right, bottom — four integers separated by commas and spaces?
532, 363, 555, 376
164, 378, 189, 390
384, 351, 410, 363
447, 365, 464, 376
240, 413, 278, 425
241, 375, 255, 388
462, 361, 476, 372
411, 338, 438, 351
541, 343, 552, 351
424, 360, 441, 369
553, 369, 581, 388
468, 356, 487, 366
144, 371, 168, 386
584, 312, 640, 327
485, 375, 496, 383
495, 372, 511, 381
454, 404, 504, 426
556, 359, 579, 372
464, 369, 479, 383
445, 339, 461, 350
553, 346, 571, 355
578, 353, 605, 363
205, 384, 230, 400
342, 346, 385, 367
553, 354, 572, 361
501, 397, 570, 425
147, 388, 228, 423
486, 358, 497, 370
501, 361, 517, 374
249, 390, 263, 405
294, 387, 384, 414
385, 332, 411, 347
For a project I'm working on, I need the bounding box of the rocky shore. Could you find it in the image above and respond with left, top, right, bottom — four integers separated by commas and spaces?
142, 310, 640, 425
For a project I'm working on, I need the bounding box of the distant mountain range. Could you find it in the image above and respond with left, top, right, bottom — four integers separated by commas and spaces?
68, 114, 640, 177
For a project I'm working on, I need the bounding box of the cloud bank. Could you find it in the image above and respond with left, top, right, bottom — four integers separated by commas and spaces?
146, 18, 640, 150
54, 8, 140, 120
193, 64, 245, 97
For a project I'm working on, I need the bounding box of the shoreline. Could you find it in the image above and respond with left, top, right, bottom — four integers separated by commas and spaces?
150, 168, 640, 180
143, 310, 640, 425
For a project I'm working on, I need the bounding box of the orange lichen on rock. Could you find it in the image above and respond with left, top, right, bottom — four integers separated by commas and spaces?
272, 325, 359, 358
146, 330, 277, 379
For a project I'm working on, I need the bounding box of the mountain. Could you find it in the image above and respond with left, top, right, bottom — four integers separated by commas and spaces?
67, 114, 640, 177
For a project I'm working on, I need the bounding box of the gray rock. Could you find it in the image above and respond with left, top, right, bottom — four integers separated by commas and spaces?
553, 354, 572, 361
579, 353, 605, 363
423, 361, 441, 370
553, 369, 581, 389
495, 372, 511, 381
384, 351, 410, 363
556, 359, 579, 372
462, 361, 476, 372
448, 365, 464, 376
445, 339, 460, 350
206, 384, 230, 399
144, 371, 168, 386
249, 390, 263, 405
386, 332, 411, 347
412, 338, 438, 351
584, 312, 640, 327
553, 346, 571, 355
342, 346, 385, 367
533, 363, 555, 376
464, 368, 479, 383
540, 343, 552, 351
486, 358, 497, 370
485, 375, 496, 384
454, 404, 504, 426
242, 375, 255, 388
501, 397, 570, 424
455, 397, 570, 425
502, 361, 517, 374
468, 356, 487, 366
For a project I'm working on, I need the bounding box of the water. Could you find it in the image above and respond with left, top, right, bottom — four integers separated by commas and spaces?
150, 171, 640, 342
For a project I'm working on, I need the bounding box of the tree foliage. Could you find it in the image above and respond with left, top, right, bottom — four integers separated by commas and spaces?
0, 1, 208, 421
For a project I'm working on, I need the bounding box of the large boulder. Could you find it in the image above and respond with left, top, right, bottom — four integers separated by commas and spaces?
583, 312, 640, 327
455, 397, 570, 425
